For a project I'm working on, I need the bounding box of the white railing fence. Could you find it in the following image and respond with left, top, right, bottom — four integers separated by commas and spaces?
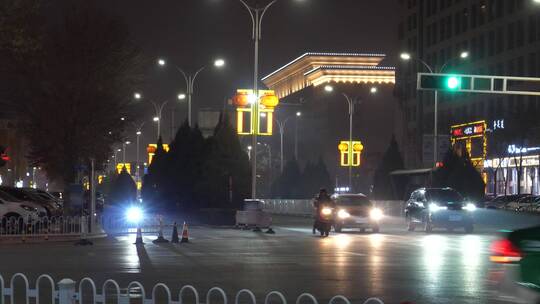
0, 216, 85, 238
0, 273, 385, 304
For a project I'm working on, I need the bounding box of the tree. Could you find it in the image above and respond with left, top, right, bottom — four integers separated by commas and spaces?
272, 159, 303, 199
372, 135, 405, 200
142, 136, 168, 209
1, 3, 144, 207
108, 168, 136, 205
195, 114, 250, 209
433, 147, 485, 202
299, 157, 332, 198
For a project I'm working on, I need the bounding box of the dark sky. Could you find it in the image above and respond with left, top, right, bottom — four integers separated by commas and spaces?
85, 0, 400, 183
100, 0, 399, 110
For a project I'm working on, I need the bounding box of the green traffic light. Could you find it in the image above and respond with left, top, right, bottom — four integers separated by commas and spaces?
447, 76, 460, 90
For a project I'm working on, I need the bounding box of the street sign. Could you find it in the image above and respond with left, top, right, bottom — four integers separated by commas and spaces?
417, 73, 540, 95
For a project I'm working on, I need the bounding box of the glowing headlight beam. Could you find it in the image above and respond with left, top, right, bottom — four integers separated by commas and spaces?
370, 208, 383, 221
321, 208, 332, 216
126, 206, 143, 223
464, 203, 477, 211
337, 209, 350, 219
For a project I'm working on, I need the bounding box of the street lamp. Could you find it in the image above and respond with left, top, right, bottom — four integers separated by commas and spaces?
157, 57, 225, 127
122, 140, 131, 164
400, 51, 469, 166
325, 85, 375, 191
236, 0, 280, 199
275, 112, 302, 173
132, 122, 145, 198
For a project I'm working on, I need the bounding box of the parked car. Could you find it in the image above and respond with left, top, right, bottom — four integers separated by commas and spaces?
331, 193, 382, 233
0, 191, 42, 224
405, 187, 475, 233
490, 225, 540, 303
485, 194, 529, 209
0, 187, 62, 216
504, 194, 532, 211
510, 195, 539, 212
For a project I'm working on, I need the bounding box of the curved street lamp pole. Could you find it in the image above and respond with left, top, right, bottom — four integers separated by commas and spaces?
149, 100, 169, 139
238, 0, 278, 199
275, 111, 302, 173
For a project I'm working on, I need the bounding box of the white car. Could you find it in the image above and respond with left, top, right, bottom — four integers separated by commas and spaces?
0, 190, 44, 222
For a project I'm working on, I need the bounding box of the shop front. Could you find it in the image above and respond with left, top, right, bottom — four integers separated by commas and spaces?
484, 153, 540, 196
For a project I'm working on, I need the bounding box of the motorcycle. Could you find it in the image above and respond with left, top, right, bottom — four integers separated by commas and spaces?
314, 205, 334, 237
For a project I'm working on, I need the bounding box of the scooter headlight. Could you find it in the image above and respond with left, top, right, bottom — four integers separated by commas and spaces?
337, 209, 350, 219
321, 207, 332, 216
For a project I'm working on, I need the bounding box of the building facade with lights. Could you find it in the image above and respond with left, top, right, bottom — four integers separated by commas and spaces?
398, 0, 540, 194
260, 52, 396, 194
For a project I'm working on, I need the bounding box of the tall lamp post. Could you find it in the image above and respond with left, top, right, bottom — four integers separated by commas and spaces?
122, 140, 131, 164
400, 51, 469, 166
275, 111, 302, 173
132, 122, 145, 197
134, 92, 169, 139
157, 58, 225, 127
237, 0, 278, 199
325, 85, 377, 191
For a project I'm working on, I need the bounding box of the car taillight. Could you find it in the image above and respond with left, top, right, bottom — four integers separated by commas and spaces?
490, 239, 522, 263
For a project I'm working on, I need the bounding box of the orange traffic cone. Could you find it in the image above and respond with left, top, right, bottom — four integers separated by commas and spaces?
180, 222, 189, 243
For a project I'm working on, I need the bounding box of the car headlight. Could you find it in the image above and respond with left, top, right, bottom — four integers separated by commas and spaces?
126, 206, 143, 223
370, 208, 383, 221
321, 207, 332, 216
337, 209, 350, 219
21, 205, 37, 212
429, 203, 447, 212
464, 203, 477, 211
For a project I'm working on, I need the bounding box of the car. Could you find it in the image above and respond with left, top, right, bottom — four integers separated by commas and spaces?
0, 191, 43, 228
331, 194, 382, 233
405, 187, 476, 233
490, 225, 540, 303
505, 195, 533, 211
511, 195, 539, 212
0, 187, 62, 216
486, 194, 529, 210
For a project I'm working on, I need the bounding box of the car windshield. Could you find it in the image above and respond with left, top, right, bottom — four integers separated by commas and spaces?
336, 196, 372, 207
426, 190, 463, 205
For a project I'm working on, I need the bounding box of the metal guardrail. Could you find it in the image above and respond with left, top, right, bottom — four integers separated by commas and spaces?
0, 273, 385, 304
0, 216, 84, 238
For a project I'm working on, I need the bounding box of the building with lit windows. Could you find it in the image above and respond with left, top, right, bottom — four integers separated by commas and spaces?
397, 0, 540, 195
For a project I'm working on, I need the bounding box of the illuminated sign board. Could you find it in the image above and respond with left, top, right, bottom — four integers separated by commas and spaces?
450, 120, 487, 169
338, 140, 363, 167
232, 89, 279, 136
116, 163, 131, 174
147, 144, 170, 165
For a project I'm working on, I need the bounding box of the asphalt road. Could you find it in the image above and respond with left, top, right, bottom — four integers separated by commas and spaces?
1, 210, 539, 304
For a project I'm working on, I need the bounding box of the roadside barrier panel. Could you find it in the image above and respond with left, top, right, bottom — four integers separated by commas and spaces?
0, 273, 385, 304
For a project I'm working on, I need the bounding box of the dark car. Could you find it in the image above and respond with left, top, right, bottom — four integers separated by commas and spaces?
405, 187, 476, 233
331, 194, 382, 233
490, 225, 540, 303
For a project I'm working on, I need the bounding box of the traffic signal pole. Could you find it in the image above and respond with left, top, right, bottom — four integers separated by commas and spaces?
434, 90, 438, 166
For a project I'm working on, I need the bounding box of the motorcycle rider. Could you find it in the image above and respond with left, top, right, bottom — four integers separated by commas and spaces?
312, 188, 335, 234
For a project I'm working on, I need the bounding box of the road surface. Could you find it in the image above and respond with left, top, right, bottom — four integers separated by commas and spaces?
1, 210, 538, 304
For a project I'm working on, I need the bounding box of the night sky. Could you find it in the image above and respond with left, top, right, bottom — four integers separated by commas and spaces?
72, 0, 399, 187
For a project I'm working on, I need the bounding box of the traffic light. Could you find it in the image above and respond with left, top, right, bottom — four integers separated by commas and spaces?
418, 74, 462, 91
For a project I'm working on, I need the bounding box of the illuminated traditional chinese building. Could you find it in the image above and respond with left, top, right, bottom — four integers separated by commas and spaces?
262, 52, 396, 99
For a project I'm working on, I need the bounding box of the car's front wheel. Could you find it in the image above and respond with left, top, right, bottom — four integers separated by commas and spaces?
372, 226, 380, 233
334, 225, 342, 233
